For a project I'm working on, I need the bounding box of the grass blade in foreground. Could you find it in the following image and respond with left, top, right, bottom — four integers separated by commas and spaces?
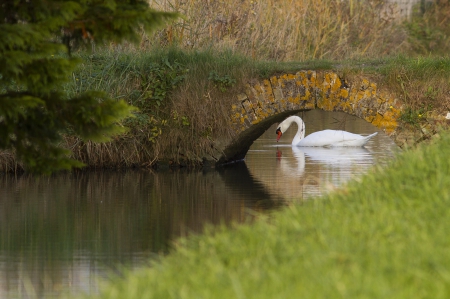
81, 134, 450, 299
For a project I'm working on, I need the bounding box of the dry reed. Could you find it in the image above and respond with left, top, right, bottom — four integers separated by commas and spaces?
146, 0, 409, 61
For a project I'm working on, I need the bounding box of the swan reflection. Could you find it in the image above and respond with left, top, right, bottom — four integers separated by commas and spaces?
294, 146, 373, 166
275, 145, 376, 198
277, 146, 305, 177
277, 146, 373, 176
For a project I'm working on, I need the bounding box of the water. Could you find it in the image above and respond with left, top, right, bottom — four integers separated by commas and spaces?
0, 110, 398, 299
246, 110, 398, 201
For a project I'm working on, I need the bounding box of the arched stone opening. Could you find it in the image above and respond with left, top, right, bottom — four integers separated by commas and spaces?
217, 71, 404, 166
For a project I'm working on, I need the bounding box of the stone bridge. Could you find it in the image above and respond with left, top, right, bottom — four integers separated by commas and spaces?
214, 70, 446, 166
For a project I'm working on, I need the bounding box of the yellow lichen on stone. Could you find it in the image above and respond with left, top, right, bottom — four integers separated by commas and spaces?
383, 109, 401, 121
376, 97, 387, 106
371, 113, 398, 133
364, 115, 375, 123
296, 72, 307, 83
339, 100, 353, 112
288, 96, 301, 104
323, 73, 331, 88
258, 110, 269, 118
370, 83, 377, 96
270, 76, 278, 85
340, 89, 349, 98
330, 76, 341, 93
371, 114, 384, 127
302, 89, 311, 101
261, 79, 275, 102
302, 77, 309, 86
318, 96, 339, 111
304, 101, 315, 110
317, 79, 326, 92
356, 90, 366, 101
390, 107, 401, 118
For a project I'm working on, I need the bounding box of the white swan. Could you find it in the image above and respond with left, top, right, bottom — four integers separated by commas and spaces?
276, 115, 377, 147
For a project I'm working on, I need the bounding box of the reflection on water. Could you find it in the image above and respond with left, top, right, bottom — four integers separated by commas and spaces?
276, 146, 373, 176
0, 168, 282, 299
0, 110, 398, 298
246, 110, 398, 200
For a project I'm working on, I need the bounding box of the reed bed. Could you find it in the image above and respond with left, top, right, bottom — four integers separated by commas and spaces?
146, 0, 409, 61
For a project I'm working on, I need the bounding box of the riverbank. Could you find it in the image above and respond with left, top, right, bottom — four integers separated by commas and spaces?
2, 0, 450, 173
1, 50, 450, 173
77, 125, 450, 299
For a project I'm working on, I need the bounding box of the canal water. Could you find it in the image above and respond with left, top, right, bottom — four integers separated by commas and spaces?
0, 110, 398, 299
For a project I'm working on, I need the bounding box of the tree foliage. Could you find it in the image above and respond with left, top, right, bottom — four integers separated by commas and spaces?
0, 0, 178, 174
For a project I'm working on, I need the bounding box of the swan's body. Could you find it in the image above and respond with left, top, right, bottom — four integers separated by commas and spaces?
276, 116, 377, 147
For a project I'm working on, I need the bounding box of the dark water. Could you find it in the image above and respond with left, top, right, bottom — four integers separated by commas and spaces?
0, 110, 398, 299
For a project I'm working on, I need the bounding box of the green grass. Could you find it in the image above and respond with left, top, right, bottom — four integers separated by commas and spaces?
76, 131, 450, 299
377, 55, 450, 117
4, 45, 450, 171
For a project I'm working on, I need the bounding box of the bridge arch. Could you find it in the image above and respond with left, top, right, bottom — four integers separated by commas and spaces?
215, 71, 426, 166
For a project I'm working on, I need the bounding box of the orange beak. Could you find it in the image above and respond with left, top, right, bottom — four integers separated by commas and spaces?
276, 129, 282, 142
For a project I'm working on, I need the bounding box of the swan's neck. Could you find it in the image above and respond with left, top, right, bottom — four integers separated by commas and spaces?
285, 116, 305, 145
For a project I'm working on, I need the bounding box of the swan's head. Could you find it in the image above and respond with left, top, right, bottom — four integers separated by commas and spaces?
276, 116, 304, 142
276, 118, 291, 141
277, 118, 291, 142
276, 127, 283, 142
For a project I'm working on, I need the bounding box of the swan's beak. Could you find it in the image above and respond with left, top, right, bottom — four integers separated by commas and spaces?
276, 128, 282, 142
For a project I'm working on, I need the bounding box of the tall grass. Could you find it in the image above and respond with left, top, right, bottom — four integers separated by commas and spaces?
145, 0, 409, 61
76, 128, 450, 299
406, 0, 450, 56
378, 56, 450, 120
60, 48, 263, 169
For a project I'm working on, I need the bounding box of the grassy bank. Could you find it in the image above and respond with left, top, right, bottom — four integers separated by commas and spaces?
77, 127, 450, 299
1, 48, 450, 172
59, 52, 450, 167
62, 48, 261, 169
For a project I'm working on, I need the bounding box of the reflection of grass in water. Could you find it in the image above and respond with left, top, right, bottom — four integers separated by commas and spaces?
0, 171, 172, 258
1, 168, 280, 298
86, 133, 450, 299
1, 169, 270, 258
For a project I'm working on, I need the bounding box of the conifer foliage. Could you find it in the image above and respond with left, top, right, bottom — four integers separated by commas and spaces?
0, 0, 177, 174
